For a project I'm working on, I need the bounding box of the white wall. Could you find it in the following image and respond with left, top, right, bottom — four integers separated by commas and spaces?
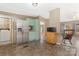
49, 8, 60, 33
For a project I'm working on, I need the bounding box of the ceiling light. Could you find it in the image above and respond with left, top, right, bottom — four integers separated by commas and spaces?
32, 3, 38, 7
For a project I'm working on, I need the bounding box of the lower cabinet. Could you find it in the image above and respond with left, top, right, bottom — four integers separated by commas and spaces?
46, 32, 57, 44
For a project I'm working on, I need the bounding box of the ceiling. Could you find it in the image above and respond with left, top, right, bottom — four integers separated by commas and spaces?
0, 3, 79, 22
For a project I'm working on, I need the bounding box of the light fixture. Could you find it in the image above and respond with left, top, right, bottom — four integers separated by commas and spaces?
32, 3, 38, 7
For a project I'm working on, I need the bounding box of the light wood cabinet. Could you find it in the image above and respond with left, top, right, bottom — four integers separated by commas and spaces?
46, 32, 57, 44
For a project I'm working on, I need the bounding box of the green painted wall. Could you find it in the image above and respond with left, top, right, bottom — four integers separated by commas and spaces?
24, 18, 40, 41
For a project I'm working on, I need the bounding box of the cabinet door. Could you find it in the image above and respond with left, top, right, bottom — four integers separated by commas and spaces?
46, 32, 57, 44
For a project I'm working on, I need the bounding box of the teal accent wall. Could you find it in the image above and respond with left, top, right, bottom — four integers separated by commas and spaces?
24, 18, 40, 41
29, 32, 39, 41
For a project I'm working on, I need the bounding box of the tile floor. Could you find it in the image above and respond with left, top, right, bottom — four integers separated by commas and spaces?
0, 40, 77, 56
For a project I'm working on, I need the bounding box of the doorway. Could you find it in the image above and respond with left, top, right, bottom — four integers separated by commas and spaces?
40, 21, 45, 45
